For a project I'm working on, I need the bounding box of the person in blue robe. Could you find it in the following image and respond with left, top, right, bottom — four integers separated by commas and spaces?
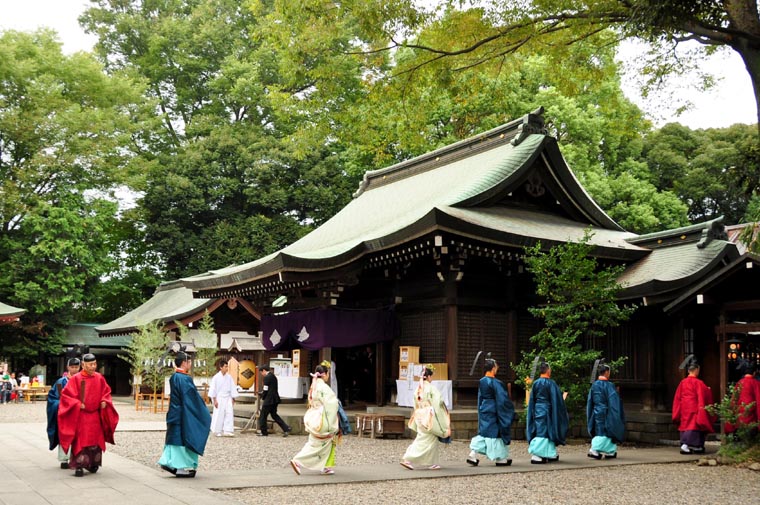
158, 351, 211, 478
46, 358, 81, 468
526, 361, 568, 464
586, 364, 625, 459
467, 358, 514, 466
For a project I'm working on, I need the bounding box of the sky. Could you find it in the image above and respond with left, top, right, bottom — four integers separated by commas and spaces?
0, 0, 756, 130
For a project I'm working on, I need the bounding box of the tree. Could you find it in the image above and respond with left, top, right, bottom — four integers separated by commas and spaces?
355, 0, 760, 133
639, 122, 760, 224
120, 321, 171, 397
81, 0, 366, 278
329, 6, 688, 233
512, 230, 635, 421
0, 30, 155, 358
192, 312, 218, 380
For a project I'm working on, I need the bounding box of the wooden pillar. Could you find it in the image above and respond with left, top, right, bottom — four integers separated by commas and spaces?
444, 273, 459, 406
376, 341, 385, 406
718, 314, 727, 401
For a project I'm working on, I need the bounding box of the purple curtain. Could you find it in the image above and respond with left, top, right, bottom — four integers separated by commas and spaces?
261, 307, 398, 351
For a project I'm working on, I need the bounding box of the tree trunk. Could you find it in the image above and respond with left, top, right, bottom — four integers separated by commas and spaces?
733, 43, 760, 136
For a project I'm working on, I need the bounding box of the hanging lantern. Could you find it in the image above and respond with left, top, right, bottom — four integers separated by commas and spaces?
727, 337, 743, 361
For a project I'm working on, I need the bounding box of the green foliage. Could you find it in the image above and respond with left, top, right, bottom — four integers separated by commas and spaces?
0, 29, 158, 357
639, 123, 760, 224
512, 230, 634, 421
705, 383, 759, 460
120, 321, 171, 395
81, 0, 365, 278
353, 0, 760, 131
192, 312, 218, 379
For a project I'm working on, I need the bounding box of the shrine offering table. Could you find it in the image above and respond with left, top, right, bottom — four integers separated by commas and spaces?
395, 380, 452, 410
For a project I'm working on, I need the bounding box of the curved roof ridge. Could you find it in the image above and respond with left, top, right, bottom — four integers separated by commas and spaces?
353, 108, 546, 197
627, 216, 725, 244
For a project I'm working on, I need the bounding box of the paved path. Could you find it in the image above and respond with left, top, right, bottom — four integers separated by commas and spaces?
0, 420, 706, 505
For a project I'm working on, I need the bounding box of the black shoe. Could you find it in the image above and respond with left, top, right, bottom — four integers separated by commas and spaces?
495, 459, 512, 466
680, 449, 692, 455
530, 457, 547, 465
547, 455, 559, 462
602, 452, 617, 459
87, 466, 98, 473
282, 428, 291, 438
466, 458, 479, 466
588, 451, 602, 460
160, 464, 177, 475
690, 447, 705, 454
74, 468, 84, 477
60, 462, 69, 469
175, 469, 196, 478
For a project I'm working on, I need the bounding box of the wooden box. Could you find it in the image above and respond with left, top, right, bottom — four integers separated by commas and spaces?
291, 349, 308, 377
399, 346, 420, 364
399, 363, 425, 380
430, 363, 448, 380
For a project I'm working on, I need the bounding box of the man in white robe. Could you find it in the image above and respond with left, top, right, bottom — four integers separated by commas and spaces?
208, 360, 238, 437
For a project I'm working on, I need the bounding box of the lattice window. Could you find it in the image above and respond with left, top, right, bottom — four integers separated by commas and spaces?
683, 327, 695, 356
457, 309, 509, 378
398, 310, 446, 363
603, 326, 636, 381
516, 311, 541, 356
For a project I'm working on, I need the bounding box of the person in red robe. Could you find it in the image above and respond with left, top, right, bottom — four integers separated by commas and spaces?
672, 359, 715, 454
724, 360, 759, 437
58, 353, 119, 477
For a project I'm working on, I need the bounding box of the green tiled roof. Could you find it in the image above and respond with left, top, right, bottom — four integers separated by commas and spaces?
96, 280, 214, 336
0, 301, 24, 318
66, 323, 131, 347
177, 110, 738, 302
441, 206, 641, 257
182, 114, 634, 294
618, 239, 738, 299
663, 252, 760, 313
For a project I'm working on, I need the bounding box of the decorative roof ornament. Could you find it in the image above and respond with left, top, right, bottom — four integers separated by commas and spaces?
511, 106, 547, 146
696, 217, 728, 249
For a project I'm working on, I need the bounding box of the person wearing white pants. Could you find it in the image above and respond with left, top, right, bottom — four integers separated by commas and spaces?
209, 360, 239, 437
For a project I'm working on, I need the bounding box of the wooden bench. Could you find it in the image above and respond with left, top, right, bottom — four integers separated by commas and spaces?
22, 386, 51, 402
355, 413, 406, 438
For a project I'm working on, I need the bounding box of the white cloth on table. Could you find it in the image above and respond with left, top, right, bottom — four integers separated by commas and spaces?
396, 380, 453, 410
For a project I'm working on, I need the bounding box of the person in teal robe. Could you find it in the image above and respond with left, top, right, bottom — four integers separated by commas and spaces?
47, 358, 81, 468
158, 351, 211, 478
467, 358, 514, 466
586, 364, 625, 459
526, 361, 568, 464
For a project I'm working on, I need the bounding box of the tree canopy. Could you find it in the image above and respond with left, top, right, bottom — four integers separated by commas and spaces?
0, 29, 157, 360
355, 0, 760, 133
80, 0, 368, 279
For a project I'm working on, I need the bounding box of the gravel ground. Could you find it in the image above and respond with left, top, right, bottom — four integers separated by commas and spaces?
4, 399, 758, 505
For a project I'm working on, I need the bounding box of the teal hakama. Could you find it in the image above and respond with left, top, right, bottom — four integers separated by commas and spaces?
158, 370, 211, 473
586, 378, 625, 456
469, 375, 514, 463
526, 377, 568, 459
